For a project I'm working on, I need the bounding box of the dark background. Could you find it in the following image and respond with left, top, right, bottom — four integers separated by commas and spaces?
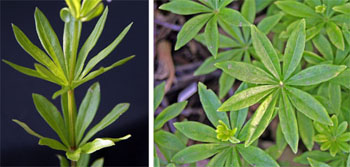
1, 0, 148, 166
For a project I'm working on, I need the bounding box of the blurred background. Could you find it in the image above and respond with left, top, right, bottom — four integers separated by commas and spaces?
1, 0, 148, 166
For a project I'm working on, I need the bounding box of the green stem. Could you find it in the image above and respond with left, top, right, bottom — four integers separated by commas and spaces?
67, 89, 77, 146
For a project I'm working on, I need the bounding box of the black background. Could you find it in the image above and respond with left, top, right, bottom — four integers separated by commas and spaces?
1, 0, 148, 166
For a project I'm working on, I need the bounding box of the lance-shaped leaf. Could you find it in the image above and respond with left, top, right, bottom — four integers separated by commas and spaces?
312, 34, 334, 60
297, 112, 314, 151
257, 12, 284, 34
32, 94, 70, 147
245, 92, 278, 147
35, 64, 65, 85
154, 82, 165, 111
225, 147, 241, 167
286, 64, 347, 86
215, 61, 277, 84
57, 154, 69, 167
204, 15, 219, 57
241, 0, 256, 23
294, 151, 335, 164
218, 85, 277, 111
75, 83, 101, 145
218, 8, 251, 27
251, 25, 281, 79
207, 148, 230, 167
80, 22, 133, 78
80, 138, 115, 154
80, 0, 101, 17
331, 68, 350, 89
80, 103, 129, 146
283, 19, 306, 80
279, 89, 298, 153
237, 144, 279, 167
172, 144, 224, 164
286, 87, 332, 125
195, 33, 241, 48
35, 8, 67, 77
275, 1, 320, 18
198, 82, 229, 127
2, 60, 45, 80
65, 0, 80, 18
326, 22, 344, 50
80, 3, 104, 22
219, 72, 235, 99
175, 13, 212, 50
333, 3, 350, 14
154, 130, 186, 151
91, 158, 104, 167
308, 158, 331, 167
77, 153, 90, 167
154, 101, 187, 130
174, 121, 219, 143
159, 0, 212, 15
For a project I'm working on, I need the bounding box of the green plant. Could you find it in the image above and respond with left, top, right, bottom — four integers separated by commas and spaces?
4, 0, 134, 166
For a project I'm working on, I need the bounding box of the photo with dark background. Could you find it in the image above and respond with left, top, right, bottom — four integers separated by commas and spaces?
1, 0, 148, 166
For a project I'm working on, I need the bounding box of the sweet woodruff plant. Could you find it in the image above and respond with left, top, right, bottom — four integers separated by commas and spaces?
3, 0, 134, 166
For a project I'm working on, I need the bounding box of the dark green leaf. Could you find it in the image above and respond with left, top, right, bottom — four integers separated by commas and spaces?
241, 0, 256, 23
294, 151, 335, 164
326, 22, 345, 50
237, 144, 279, 167
172, 144, 224, 164
77, 154, 90, 167
154, 101, 187, 130
275, 1, 320, 18
154, 130, 185, 151
219, 72, 235, 99
297, 112, 314, 151
154, 82, 166, 111
312, 34, 334, 60
204, 15, 219, 57
257, 12, 284, 34
218, 8, 251, 27
159, 0, 212, 15
207, 148, 229, 167
174, 121, 219, 143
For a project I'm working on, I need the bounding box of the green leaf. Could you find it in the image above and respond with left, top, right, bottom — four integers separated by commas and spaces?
39, 137, 68, 151
154, 101, 187, 130
57, 154, 69, 167
196, 33, 241, 48
32, 94, 69, 147
241, 0, 256, 23
204, 15, 219, 57
172, 144, 224, 164
297, 112, 314, 151
275, 1, 319, 18
12, 119, 43, 138
307, 158, 331, 167
80, 22, 133, 78
279, 89, 298, 153
75, 83, 100, 145
219, 72, 235, 99
207, 148, 229, 167
80, 3, 104, 22
347, 154, 350, 167
65, 0, 80, 18
333, 3, 350, 14
218, 0, 233, 9
303, 51, 325, 64
154, 82, 166, 111
331, 14, 350, 27
80, 0, 101, 17
283, 19, 306, 80
80, 103, 129, 146
257, 12, 284, 34
329, 82, 341, 114
66, 148, 81, 161
294, 151, 334, 164
229, 84, 249, 134
35, 64, 65, 85
286, 64, 347, 86
218, 85, 277, 112
154, 130, 186, 151
286, 87, 332, 125
237, 144, 280, 167
326, 22, 345, 50
312, 34, 334, 60
215, 61, 277, 84
174, 121, 219, 143
75, 8, 108, 79
331, 68, 350, 89
77, 154, 90, 167
175, 13, 213, 50
91, 158, 104, 167
251, 25, 281, 79
218, 8, 251, 27
245, 92, 278, 147
34, 8, 67, 77
225, 147, 241, 167
80, 138, 115, 154
159, 0, 212, 15
336, 122, 348, 136
2, 60, 44, 80
198, 82, 229, 127
256, 0, 274, 12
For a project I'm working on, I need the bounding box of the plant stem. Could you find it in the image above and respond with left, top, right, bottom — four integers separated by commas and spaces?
67, 89, 77, 146
71, 160, 76, 167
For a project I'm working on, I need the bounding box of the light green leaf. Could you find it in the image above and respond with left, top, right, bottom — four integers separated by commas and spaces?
312, 34, 334, 60
303, 51, 325, 64
80, 2, 104, 22
154, 130, 186, 151
80, 0, 101, 17
283, 19, 306, 80
80, 138, 115, 154
218, 85, 277, 112
204, 15, 219, 57
198, 82, 229, 127
57, 154, 69, 167
245, 92, 278, 147
75, 83, 100, 145
2, 60, 45, 80
154, 82, 165, 111
77, 154, 90, 167
330, 68, 350, 88
326, 22, 345, 50
257, 12, 284, 34
154, 101, 187, 130
297, 112, 314, 151
172, 144, 224, 164
195, 33, 241, 48
91, 158, 104, 167
219, 72, 235, 99
308, 158, 331, 167
35, 64, 65, 85
174, 121, 219, 143
237, 144, 280, 167
279, 89, 298, 153
175, 13, 213, 50
65, 0, 80, 18
294, 151, 334, 164
12, 119, 43, 138
275, 1, 320, 18
66, 148, 81, 161
80, 22, 133, 78
286, 87, 332, 125
347, 154, 350, 167
251, 25, 281, 79
241, 0, 256, 23
39, 137, 68, 151
329, 82, 341, 114
229, 83, 249, 134
32, 94, 69, 147
80, 103, 129, 146
159, 0, 212, 15
216, 61, 277, 84
333, 3, 350, 14
331, 14, 350, 27
218, 8, 251, 27
219, 0, 233, 9
286, 64, 347, 86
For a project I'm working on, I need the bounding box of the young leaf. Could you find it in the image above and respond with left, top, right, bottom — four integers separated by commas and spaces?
275, 1, 320, 18
279, 90, 298, 153
154, 101, 187, 130
286, 64, 347, 86
175, 13, 213, 50
237, 144, 279, 167
91, 158, 104, 167
154, 82, 166, 111
159, 0, 212, 15
80, 0, 101, 17
154, 130, 186, 151
251, 25, 281, 79
80, 103, 129, 146
12, 119, 43, 138
75, 83, 101, 145
326, 22, 345, 50
297, 112, 314, 151
174, 121, 219, 143
80, 3, 104, 22
66, 148, 81, 161
286, 87, 332, 125
215, 61, 277, 84
65, 0, 80, 18
198, 82, 229, 127
204, 15, 219, 57
283, 19, 306, 80
329, 83, 341, 114
218, 85, 277, 111
80, 138, 115, 154
39, 137, 68, 151
333, 3, 350, 14
171, 144, 224, 164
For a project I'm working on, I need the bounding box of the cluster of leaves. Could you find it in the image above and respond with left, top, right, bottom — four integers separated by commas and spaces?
158, 0, 350, 166
4, 0, 134, 165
